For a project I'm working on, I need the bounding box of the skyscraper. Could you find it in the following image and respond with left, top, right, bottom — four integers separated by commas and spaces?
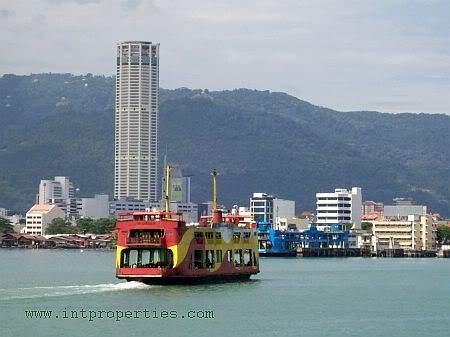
115, 41, 160, 201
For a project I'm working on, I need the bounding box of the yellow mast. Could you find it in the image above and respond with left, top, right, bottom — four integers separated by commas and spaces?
164, 164, 171, 214
211, 169, 218, 211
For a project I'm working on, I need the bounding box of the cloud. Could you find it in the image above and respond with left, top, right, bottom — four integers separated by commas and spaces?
1, 0, 450, 114
0, 8, 13, 18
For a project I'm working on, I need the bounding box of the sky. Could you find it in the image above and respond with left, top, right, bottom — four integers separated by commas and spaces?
1, 0, 450, 113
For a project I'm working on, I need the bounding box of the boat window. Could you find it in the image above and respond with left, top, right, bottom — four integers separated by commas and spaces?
216, 250, 222, 263
206, 250, 215, 269
243, 232, 251, 239
142, 250, 151, 265
233, 232, 241, 239
194, 250, 203, 269
226, 250, 232, 263
253, 252, 258, 266
205, 232, 214, 239
215, 232, 222, 239
128, 229, 163, 243
244, 249, 252, 266
120, 248, 173, 268
234, 249, 243, 267
120, 249, 130, 267
194, 232, 203, 238
129, 249, 138, 267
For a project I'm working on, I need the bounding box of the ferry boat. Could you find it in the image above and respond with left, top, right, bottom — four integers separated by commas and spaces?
258, 222, 299, 257
115, 168, 260, 285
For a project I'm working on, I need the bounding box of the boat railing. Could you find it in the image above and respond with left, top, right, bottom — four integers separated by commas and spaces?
126, 237, 162, 245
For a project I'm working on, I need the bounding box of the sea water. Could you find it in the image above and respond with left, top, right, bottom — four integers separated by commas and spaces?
1, 249, 449, 337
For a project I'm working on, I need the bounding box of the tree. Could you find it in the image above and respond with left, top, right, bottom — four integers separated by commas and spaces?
0, 217, 14, 233
77, 217, 95, 233
437, 225, 450, 245
361, 222, 373, 232
92, 218, 116, 234
46, 218, 78, 235
76, 217, 116, 234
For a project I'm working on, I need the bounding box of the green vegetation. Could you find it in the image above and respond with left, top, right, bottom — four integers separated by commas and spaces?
437, 226, 450, 244
76, 218, 116, 234
1, 73, 450, 216
46, 217, 116, 235
46, 218, 79, 235
361, 222, 373, 232
0, 217, 14, 233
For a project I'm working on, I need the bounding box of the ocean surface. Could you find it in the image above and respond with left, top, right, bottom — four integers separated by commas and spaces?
1, 249, 449, 337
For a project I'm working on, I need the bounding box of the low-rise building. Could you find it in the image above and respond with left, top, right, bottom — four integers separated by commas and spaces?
25, 204, 65, 235
370, 214, 436, 251
362, 200, 384, 216
77, 194, 110, 219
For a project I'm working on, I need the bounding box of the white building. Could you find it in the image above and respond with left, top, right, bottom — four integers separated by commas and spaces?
114, 41, 160, 201
0, 207, 7, 217
25, 204, 65, 235
110, 198, 148, 215
77, 194, 110, 219
316, 187, 362, 229
38, 176, 77, 217
250, 193, 295, 228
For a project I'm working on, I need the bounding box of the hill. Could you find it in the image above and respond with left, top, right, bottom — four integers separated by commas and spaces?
0, 73, 449, 215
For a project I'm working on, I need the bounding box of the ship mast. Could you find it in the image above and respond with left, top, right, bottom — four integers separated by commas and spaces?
211, 169, 222, 224
164, 164, 171, 215
212, 169, 218, 211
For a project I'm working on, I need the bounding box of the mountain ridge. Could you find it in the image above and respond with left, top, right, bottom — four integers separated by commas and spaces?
0, 73, 449, 215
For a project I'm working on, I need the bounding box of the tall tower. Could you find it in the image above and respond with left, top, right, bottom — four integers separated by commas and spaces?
115, 41, 160, 201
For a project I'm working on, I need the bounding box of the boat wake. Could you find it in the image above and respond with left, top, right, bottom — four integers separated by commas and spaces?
0, 281, 152, 301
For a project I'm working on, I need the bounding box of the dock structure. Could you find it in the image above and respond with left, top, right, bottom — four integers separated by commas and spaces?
403, 250, 437, 257
297, 247, 369, 257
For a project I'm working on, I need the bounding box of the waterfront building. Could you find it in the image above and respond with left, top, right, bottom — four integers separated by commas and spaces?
0, 207, 7, 217
114, 41, 160, 202
316, 187, 362, 229
279, 217, 311, 231
167, 201, 198, 223
110, 198, 149, 215
0, 207, 8, 218
25, 204, 65, 235
361, 200, 384, 216
76, 194, 110, 219
383, 204, 427, 217
38, 176, 78, 217
370, 214, 437, 251
250, 193, 273, 223
250, 193, 295, 229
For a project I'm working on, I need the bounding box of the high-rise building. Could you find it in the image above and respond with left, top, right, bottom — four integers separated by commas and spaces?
161, 165, 191, 203
114, 41, 160, 201
38, 176, 77, 217
316, 187, 362, 229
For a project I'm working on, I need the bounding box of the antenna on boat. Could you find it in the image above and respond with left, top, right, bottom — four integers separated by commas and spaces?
212, 169, 218, 212
164, 164, 171, 215
211, 169, 222, 224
